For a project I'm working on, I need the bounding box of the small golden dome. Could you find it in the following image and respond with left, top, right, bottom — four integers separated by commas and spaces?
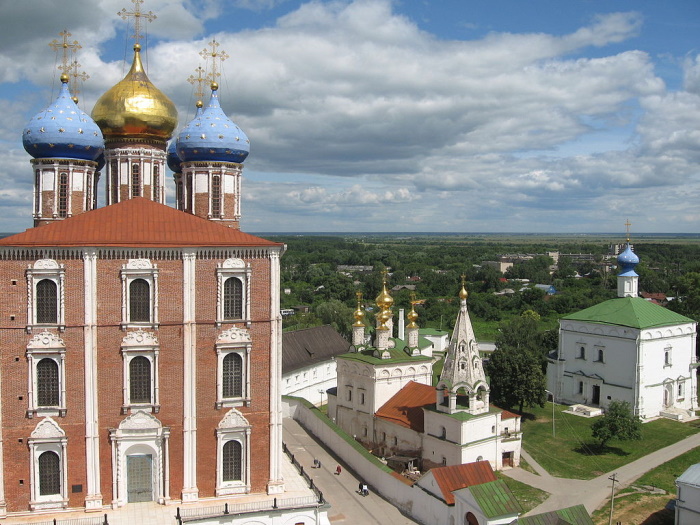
92, 44, 177, 142
407, 303, 419, 329
459, 274, 469, 300
377, 308, 392, 329
375, 274, 394, 312
353, 292, 365, 327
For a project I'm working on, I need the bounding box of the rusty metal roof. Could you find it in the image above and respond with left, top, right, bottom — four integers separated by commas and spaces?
430, 461, 497, 505
0, 198, 281, 248
375, 381, 436, 432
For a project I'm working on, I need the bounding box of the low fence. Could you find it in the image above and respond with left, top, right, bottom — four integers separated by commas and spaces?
27, 515, 108, 525
283, 396, 451, 525
175, 494, 322, 523
282, 441, 325, 504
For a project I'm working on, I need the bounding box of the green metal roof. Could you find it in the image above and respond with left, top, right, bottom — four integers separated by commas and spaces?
467, 480, 521, 518
562, 297, 694, 329
338, 343, 432, 365
518, 504, 593, 525
419, 328, 449, 336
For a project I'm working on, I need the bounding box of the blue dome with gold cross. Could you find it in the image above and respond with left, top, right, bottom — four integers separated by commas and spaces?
617, 243, 639, 277
176, 84, 249, 164
23, 74, 104, 161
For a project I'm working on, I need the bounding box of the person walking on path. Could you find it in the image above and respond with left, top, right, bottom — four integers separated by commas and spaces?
335, 464, 342, 475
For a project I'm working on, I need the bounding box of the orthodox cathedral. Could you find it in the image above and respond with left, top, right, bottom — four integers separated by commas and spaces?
0, 8, 287, 518
329, 277, 521, 472
548, 240, 697, 420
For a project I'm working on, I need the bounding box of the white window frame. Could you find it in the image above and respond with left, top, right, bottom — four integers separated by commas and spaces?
215, 409, 251, 496
121, 259, 159, 329
28, 418, 68, 510
121, 330, 160, 414
576, 343, 586, 360
664, 346, 672, 367
26, 259, 65, 332
678, 378, 686, 400
215, 327, 251, 409
216, 258, 251, 326
26, 331, 67, 418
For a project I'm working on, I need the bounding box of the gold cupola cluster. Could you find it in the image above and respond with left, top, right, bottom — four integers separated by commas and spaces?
91, 43, 177, 143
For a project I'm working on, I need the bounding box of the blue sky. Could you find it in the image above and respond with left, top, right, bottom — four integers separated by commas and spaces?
1, 0, 699, 233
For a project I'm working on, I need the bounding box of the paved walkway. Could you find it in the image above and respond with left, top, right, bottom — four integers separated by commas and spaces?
503, 432, 700, 515
282, 418, 419, 524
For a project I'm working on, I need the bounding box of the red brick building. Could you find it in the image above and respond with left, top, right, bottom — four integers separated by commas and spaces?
0, 29, 285, 516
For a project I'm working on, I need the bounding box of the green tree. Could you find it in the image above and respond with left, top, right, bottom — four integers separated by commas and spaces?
590, 400, 642, 448
314, 299, 354, 339
486, 346, 546, 413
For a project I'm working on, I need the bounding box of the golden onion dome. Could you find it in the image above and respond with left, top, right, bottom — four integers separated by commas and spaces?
459, 282, 469, 301
407, 303, 419, 329
353, 293, 365, 327
91, 43, 177, 142
377, 308, 392, 329
375, 278, 394, 312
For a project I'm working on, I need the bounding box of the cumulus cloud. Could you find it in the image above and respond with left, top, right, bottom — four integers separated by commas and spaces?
0, 0, 698, 233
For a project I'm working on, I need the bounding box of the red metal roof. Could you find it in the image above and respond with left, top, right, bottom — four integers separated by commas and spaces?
0, 198, 281, 248
430, 461, 497, 505
375, 381, 436, 432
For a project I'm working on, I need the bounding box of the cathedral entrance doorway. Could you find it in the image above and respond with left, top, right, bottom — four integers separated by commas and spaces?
664, 383, 673, 408
127, 454, 153, 503
591, 385, 600, 405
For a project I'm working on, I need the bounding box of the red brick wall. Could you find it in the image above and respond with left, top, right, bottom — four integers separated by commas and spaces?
0, 247, 276, 511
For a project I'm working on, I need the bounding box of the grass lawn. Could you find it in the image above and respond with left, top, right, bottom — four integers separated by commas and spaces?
496, 472, 549, 514
590, 446, 700, 524
633, 445, 700, 493
522, 403, 700, 480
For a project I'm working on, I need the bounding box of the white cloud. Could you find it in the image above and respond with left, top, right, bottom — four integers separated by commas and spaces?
0, 1, 698, 233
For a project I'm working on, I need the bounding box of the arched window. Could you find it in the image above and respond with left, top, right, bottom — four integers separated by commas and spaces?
36, 358, 59, 407
131, 164, 140, 197
58, 172, 68, 217
38, 451, 61, 496
152, 165, 159, 201
129, 356, 151, 404
211, 175, 221, 216
223, 353, 243, 398
223, 277, 243, 320
129, 279, 150, 322
34, 169, 41, 214
36, 279, 58, 324
222, 440, 242, 481
85, 173, 93, 210
186, 174, 193, 212
465, 512, 479, 525
111, 160, 119, 203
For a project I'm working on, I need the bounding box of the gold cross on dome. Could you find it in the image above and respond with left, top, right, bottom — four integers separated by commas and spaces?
200, 39, 229, 84
118, 0, 156, 45
187, 65, 208, 104
49, 30, 81, 76
68, 59, 89, 101
625, 218, 632, 242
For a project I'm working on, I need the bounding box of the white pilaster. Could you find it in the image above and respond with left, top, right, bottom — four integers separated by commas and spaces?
267, 249, 285, 494
181, 250, 199, 502
83, 249, 102, 509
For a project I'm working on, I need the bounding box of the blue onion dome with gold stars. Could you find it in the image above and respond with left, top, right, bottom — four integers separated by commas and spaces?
617, 243, 639, 276
176, 83, 249, 163
23, 74, 104, 161
91, 44, 177, 142
166, 139, 181, 172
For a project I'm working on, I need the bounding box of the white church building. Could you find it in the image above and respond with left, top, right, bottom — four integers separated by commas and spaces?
548, 243, 698, 420
328, 278, 521, 471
